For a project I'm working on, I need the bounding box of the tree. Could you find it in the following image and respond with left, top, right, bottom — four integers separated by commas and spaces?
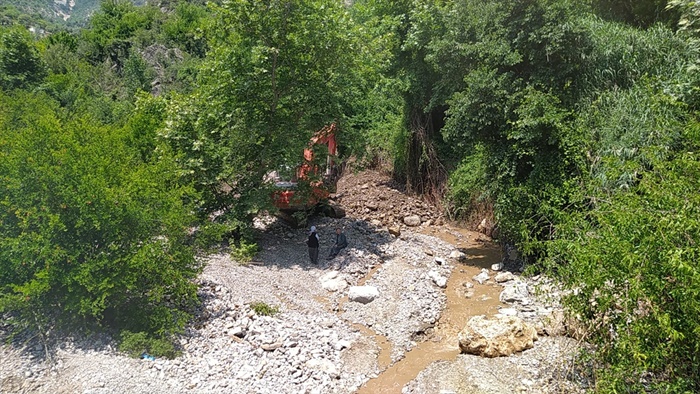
0, 90, 200, 339
163, 0, 356, 225
0, 25, 45, 90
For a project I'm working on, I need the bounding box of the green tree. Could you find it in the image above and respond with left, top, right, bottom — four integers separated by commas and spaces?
0, 25, 45, 90
0, 90, 199, 338
163, 0, 356, 224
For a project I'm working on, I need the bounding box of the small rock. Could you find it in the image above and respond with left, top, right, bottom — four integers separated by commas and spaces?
370, 219, 382, 227
491, 262, 505, 271
322, 277, 348, 292
428, 270, 448, 288
403, 215, 421, 227
424, 249, 434, 256
348, 286, 379, 304
388, 226, 401, 237
473, 269, 490, 284
320, 271, 339, 282
334, 340, 352, 351
498, 308, 518, 316
449, 250, 466, 262
500, 282, 530, 303
261, 342, 282, 351
230, 326, 246, 338
494, 272, 515, 283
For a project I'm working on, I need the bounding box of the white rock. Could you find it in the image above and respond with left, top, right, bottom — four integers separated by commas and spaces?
334, 340, 352, 351
500, 282, 529, 303
494, 272, 515, 283
348, 286, 379, 304
305, 358, 339, 379
498, 308, 518, 316
449, 250, 466, 262
473, 269, 490, 284
321, 277, 348, 292
319, 271, 339, 282
427, 270, 448, 288
491, 262, 505, 271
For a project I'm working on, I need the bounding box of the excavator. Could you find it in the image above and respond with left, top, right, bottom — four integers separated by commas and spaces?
270, 124, 344, 223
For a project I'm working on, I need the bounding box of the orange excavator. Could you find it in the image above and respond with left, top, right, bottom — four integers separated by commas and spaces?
270, 124, 344, 219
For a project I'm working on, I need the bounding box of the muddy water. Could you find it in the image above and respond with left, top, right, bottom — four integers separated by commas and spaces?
355, 226, 504, 394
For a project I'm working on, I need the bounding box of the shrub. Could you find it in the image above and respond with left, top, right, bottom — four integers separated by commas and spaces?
230, 239, 259, 263
119, 331, 179, 359
0, 90, 200, 338
547, 153, 700, 392
250, 302, 279, 317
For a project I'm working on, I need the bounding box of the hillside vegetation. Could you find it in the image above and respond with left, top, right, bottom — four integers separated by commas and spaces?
1, 0, 699, 392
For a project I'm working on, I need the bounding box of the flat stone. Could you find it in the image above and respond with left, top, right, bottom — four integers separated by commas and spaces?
261, 342, 282, 351
320, 271, 339, 282
473, 269, 490, 285
322, 277, 348, 292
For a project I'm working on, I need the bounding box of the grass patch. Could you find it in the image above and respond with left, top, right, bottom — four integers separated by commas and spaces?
250, 301, 280, 316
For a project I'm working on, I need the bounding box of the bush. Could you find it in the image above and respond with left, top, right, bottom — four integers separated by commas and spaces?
547, 153, 700, 392
119, 331, 179, 359
0, 90, 200, 338
230, 239, 259, 263
250, 302, 279, 317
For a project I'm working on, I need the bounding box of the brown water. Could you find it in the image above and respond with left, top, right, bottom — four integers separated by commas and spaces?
355, 226, 504, 394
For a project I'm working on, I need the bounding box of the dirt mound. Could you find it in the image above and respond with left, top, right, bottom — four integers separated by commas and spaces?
332, 170, 444, 228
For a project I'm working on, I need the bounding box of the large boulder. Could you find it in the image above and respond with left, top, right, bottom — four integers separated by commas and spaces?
348, 286, 379, 304
458, 315, 537, 357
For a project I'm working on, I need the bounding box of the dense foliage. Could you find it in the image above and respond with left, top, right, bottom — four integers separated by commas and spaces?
1, 0, 699, 389
361, 0, 700, 391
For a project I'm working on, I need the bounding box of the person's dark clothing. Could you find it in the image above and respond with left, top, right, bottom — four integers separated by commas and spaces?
307, 232, 319, 248
307, 231, 319, 264
328, 232, 348, 259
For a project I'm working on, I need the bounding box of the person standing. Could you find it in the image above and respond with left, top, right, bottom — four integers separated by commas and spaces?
307, 226, 320, 265
327, 227, 348, 260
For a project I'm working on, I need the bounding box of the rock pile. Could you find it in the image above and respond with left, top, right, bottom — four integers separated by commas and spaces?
333, 170, 444, 229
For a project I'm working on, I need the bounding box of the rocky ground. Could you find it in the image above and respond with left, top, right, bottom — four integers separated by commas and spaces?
0, 170, 588, 394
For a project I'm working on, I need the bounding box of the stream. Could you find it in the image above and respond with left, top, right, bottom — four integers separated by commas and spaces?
348, 226, 505, 394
